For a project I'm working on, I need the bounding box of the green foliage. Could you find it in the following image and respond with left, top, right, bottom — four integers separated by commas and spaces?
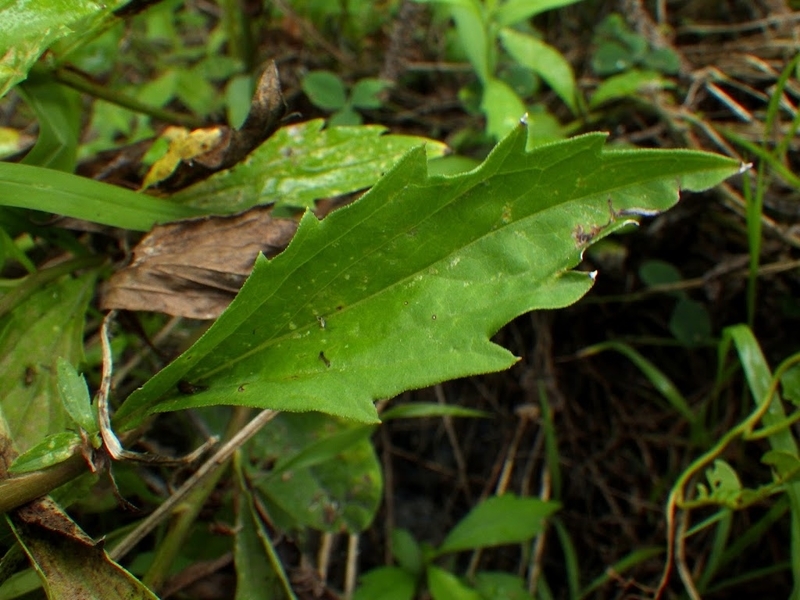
638, 259, 712, 347
247, 413, 381, 532
0, 272, 95, 453
588, 13, 679, 109
415, 0, 582, 140
0, 1, 758, 598
356, 494, 557, 600
721, 53, 800, 325
302, 70, 391, 126
272, 0, 397, 44
591, 14, 680, 76
659, 325, 800, 595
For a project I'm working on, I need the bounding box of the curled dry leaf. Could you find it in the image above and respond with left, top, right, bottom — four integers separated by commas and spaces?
151, 61, 286, 192
101, 205, 297, 319
9, 497, 160, 599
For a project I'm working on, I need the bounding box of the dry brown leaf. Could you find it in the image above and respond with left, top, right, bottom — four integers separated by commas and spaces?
101, 206, 297, 319
9, 496, 160, 599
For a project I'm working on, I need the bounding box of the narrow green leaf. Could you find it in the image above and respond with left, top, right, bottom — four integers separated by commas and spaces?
354, 567, 417, 600
56, 357, 97, 435
721, 128, 800, 189
723, 324, 800, 588
0, 162, 204, 230
8, 431, 83, 474
580, 547, 663, 598
0, 568, 41, 599
449, 1, 490, 82
590, 69, 669, 108
577, 341, 695, 422
552, 519, 580, 600
171, 119, 448, 212
0, 225, 36, 274
233, 456, 296, 600
499, 28, 577, 113
381, 403, 490, 421
438, 494, 560, 554
114, 125, 740, 429
0, 272, 95, 453
481, 78, 527, 140
725, 325, 798, 455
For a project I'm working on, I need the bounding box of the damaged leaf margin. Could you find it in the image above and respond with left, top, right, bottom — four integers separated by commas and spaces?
113, 123, 741, 429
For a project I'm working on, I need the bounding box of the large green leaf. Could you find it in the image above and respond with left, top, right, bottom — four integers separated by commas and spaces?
0, 271, 95, 453
499, 28, 577, 114
114, 124, 740, 428
171, 119, 448, 212
0, 0, 124, 98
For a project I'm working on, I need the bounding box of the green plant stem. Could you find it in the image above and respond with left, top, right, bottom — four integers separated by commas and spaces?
221, 0, 255, 72
744, 165, 765, 327
0, 454, 86, 515
0, 423, 144, 515
53, 69, 206, 129
655, 348, 800, 598
140, 406, 259, 592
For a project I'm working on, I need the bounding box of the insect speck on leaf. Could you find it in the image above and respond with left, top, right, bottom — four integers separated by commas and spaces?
319, 351, 331, 368
572, 224, 602, 246
24, 365, 36, 386
316, 316, 326, 329
178, 380, 208, 395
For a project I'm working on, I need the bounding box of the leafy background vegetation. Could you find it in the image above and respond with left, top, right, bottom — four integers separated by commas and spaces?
1, 1, 799, 599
